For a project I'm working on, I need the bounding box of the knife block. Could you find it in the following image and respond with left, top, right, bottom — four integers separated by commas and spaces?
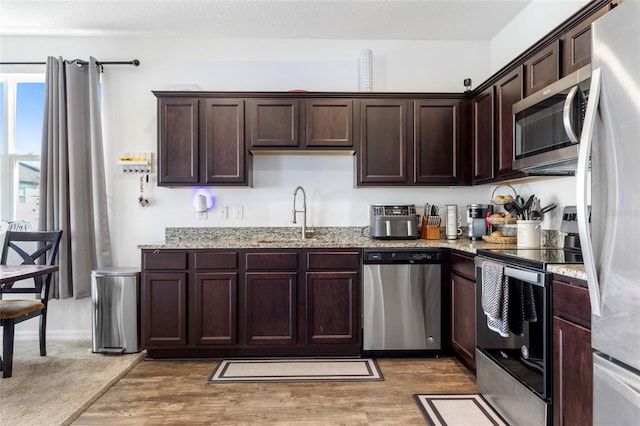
421, 216, 441, 240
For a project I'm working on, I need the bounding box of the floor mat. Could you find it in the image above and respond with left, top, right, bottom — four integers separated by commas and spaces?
208, 357, 384, 383
413, 394, 508, 426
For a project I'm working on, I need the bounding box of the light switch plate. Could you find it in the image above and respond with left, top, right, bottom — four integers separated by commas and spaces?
219, 206, 228, 219
233, 205, 243, 219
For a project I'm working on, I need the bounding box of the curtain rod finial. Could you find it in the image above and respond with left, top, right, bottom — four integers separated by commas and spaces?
132, 59, 140, 66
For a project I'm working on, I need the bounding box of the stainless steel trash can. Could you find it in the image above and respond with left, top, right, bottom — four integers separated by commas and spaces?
91, 267, 140, 354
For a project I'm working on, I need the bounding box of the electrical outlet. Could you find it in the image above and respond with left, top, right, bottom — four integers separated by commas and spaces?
197, 211, 207, 220
219, 206, 228, 219
233, 205, 243, 219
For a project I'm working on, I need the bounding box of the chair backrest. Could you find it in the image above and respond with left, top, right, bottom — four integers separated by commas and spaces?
1, 230, 63, 301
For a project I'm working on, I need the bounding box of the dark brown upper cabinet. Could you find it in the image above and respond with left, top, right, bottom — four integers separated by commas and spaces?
357, 99, 409, 185
248, 98, 354, 150
248, 99, 300, 148
306, 99, 354, 148
201, 99, 247, 185
157, 97, 199, 185
524, 40, 560, 97
357, 97, 465, 186
414, 99, 464, 185
495, 67, 526, 180
472, 87, 495, 184
561, 4, 610, 77
155, 94, 250, 186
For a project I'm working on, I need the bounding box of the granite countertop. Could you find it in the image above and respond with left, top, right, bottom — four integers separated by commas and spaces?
139, 226, 586, 280
547, 264, 587, 280
139, 226, 515, 253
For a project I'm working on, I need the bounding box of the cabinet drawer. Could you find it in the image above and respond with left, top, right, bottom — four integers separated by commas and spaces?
194, 252, 238, 270
143, 251, 188, 270
246, 252, 298, 270
553, 279, 591, 328
307, 251, 360, 270
450, 252, 475, 280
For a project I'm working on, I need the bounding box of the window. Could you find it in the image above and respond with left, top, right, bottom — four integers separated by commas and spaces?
0, 74, 45, 228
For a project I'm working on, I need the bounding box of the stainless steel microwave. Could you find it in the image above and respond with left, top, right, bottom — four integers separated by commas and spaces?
513, 65, 591, 174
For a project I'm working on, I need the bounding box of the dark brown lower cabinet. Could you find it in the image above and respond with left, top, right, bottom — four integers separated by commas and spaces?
553, 316, 592, 426
245, 272, 298, 345
451, 272, 476, 371
191, 272, 238, 345
449, 252, 476, 372
141, 272, 188, 347
306, 271, 359, 345
141, 248, 360, 357
552, 278, 593, 426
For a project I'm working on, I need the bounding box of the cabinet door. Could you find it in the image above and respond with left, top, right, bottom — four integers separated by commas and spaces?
495, 67, 526, 179
249, 99, 300, 147
553, 316, 593, 426
451, 272, 476, 371
357, 100, 408, 184
141, 272, 188, 347
524, 40, 560, 97
472, 87, 495, 184
158, 98, 199, 185
201, 99, 246, 184
561, 5, 610, 76
306, 99, 354, 148
305, 271, 359, 345
191, 272, 238, 345
245, 272, 298, 345
414, 99, 461, 184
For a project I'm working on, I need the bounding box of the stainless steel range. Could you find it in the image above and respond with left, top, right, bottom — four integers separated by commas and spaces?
474, 247, 583, 425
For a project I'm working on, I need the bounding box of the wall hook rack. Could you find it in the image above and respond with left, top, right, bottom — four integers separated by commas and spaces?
119, 152, 152, 173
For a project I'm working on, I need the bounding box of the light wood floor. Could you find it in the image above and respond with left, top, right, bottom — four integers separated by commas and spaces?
73, 357, 477, 425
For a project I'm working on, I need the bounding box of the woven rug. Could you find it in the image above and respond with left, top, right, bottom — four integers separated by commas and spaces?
0, 339, 144, 426
208, 357, 383, 383
414, 394, 508, 426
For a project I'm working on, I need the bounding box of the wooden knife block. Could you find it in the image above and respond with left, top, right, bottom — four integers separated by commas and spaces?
421, 216, 441, 240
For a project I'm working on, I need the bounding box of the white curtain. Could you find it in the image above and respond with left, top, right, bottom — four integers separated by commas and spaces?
39, 57, 113, 299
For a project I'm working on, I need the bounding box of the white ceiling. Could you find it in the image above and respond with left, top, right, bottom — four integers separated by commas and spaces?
0, 0, 534, 40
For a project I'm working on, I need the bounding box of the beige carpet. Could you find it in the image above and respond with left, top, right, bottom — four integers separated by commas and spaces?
209, 357, 384, 383
0, 339, 144, 426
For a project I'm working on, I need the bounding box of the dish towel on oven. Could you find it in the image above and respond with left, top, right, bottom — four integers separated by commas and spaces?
481, 260, 509, 337
509, 281, 538, 336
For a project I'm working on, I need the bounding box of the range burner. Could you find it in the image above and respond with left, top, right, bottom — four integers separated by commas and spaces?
476, 248, 583, 271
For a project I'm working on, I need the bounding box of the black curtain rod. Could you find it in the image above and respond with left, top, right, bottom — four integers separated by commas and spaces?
0, 59, 140, 66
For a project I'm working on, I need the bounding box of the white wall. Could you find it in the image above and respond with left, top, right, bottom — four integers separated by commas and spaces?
1, 2, 582, 339
490, 0, 590, 74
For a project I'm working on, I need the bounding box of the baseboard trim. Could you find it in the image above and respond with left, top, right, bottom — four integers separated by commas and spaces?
14, 330, 92, 341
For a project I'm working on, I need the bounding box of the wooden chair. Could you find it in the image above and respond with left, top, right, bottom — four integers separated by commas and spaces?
0, 230, 63, 378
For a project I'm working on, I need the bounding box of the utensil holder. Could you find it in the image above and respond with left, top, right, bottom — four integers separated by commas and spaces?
517, 220, 541, 248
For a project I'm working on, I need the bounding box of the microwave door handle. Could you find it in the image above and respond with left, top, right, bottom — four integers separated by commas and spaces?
563, 85, 580, 144
577, 67, 602, 317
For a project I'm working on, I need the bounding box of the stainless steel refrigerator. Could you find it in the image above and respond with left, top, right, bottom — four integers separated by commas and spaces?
576, 1, 640, 424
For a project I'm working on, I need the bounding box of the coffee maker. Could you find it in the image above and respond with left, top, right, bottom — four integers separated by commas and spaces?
467, 204, 492, 240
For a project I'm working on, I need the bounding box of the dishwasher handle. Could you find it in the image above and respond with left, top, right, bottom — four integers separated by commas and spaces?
363, 250, 442, 264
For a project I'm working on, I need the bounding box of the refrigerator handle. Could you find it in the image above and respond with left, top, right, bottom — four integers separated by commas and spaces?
577, 67, 602, 317
563, 85, 580, 144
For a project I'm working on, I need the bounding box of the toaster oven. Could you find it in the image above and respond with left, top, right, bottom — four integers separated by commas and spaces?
369, 204, 419, 240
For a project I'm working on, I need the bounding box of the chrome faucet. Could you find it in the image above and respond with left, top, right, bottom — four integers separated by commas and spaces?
292, 186, 307, 239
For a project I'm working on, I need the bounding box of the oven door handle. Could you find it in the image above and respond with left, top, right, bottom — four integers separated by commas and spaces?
504, 266, 546, 286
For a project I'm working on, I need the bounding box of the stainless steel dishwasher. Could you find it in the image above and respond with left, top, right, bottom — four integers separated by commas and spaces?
362, 249, 441, 353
